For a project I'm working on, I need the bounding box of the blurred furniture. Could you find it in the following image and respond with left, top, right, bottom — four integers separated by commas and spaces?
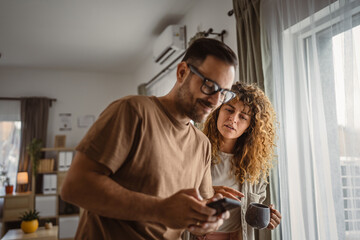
0, 192, 34, 237
1, 148, 79, 239
34, 148, 79, 240
1, 226, 58, 240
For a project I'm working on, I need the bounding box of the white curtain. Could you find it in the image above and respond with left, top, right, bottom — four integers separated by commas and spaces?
260, 0, 360, 239
0, 100, 21, 121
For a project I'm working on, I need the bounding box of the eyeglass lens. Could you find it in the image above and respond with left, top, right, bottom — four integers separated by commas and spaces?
188, 64, 235, 103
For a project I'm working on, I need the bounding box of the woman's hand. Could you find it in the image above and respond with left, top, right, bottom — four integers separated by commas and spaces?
267, 204, 282, 229
213, 186, 244, 201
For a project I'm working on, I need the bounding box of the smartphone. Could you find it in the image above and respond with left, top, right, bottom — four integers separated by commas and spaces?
206, 198, 242, 215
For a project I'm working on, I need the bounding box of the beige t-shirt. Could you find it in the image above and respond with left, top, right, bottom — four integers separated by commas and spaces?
75, 95, 214, 240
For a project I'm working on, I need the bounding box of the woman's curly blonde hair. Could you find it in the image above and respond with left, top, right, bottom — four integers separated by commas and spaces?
203, 82, 277, 184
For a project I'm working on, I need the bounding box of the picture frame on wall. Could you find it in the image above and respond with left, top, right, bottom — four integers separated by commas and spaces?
54, 135, 66, 148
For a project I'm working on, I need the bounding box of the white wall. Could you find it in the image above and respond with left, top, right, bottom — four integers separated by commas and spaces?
134, 0, 238, 96
0, 0, 237, 148
0, 67, 136, 148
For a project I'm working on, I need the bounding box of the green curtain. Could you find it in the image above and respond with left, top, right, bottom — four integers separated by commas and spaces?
233, 0, 264, 90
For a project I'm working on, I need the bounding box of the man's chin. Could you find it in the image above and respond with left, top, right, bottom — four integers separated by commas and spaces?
188, 104, 213, 123
190, 113, 209, 123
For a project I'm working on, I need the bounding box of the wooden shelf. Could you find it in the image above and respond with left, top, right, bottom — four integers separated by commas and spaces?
35, 193, 57, 197
1, 148, 79, 239
36, 148, 79, 240
37, 171, 57, 174
0, 191, 33, 198
58, 214, 79, 218
41, 147, 74, 152
39, 215, 58, 219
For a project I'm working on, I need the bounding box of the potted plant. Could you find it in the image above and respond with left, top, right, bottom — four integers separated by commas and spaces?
4, 177, 13, 194
26, 138, 43, 176
19, 209, 40, 233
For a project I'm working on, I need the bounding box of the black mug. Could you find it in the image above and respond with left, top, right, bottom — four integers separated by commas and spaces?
245, 202, 270, 229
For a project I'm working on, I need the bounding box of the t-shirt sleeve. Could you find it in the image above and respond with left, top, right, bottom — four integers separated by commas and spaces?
76, 99, 141, 174
199, 141, 215, 199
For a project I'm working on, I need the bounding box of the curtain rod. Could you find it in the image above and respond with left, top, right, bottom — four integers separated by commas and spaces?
0, 97, 57, 102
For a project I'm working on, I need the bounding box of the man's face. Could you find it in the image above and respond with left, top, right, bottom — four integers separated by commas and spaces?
176, 56, 235, 123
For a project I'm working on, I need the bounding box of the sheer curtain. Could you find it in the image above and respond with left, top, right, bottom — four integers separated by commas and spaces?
260, 0, 360, 239
0, 100, 21, 191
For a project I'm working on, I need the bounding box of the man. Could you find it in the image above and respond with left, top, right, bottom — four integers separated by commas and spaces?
61, 38, 238, 239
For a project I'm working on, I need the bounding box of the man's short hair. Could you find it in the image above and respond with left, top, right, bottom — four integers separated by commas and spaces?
181, 38, 238, 67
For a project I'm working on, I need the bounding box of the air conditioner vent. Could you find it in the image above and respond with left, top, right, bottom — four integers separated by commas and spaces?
153, 25, 186, 65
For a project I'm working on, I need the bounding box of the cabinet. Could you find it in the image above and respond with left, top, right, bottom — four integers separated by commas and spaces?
34, 148, 80, 240
0, 192, 34, 237
0, 148, 80, 239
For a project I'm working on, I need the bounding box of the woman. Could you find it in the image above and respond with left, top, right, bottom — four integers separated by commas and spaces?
201, 82, 282, 240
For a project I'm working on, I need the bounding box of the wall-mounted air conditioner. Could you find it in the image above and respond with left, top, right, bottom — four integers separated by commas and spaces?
153, 25, 186, 65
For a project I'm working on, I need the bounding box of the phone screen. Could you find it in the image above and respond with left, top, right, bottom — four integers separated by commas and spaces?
206, 198, 242, 215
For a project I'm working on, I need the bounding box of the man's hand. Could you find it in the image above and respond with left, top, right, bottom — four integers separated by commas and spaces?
157, 188, 218, 229
267, 204, 282, 229
186, 193, 230, 236
213, 186, 244, 201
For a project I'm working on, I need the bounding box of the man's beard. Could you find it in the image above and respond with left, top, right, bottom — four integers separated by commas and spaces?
176, 75, 213, 123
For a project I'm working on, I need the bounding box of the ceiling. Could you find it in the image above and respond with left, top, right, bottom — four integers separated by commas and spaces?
0, 0, 196, 73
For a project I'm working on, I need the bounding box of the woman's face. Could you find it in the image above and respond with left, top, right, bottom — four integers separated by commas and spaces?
217, 100, 252, 141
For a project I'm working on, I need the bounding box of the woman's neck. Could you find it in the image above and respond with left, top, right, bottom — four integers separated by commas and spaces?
219, 138, 236, 154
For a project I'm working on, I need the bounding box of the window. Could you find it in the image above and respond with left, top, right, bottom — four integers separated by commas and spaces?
0, 101, 21, 192
333, 25, 360, 128
0, 122, 21, 186
302, 7, 360, 239
333, 25, 360, 235
260, 0, 360, 238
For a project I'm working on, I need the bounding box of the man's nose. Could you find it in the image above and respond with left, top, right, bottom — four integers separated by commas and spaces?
208, 92, 222, 107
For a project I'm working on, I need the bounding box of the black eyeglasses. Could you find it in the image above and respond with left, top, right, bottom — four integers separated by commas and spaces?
187, 64, 236, 103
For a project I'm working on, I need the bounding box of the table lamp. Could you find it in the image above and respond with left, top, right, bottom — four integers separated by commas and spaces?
17, 172, 29, 192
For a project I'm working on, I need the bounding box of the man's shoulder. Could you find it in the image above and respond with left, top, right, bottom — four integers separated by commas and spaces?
113, 95, 153, 104
109, 95, 156, 110
98, 96, 156, 119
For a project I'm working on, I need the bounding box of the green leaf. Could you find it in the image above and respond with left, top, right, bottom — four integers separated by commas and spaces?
19, 209, 40, 221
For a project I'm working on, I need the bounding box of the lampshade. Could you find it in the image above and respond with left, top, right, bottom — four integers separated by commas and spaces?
17, 172, 28, 184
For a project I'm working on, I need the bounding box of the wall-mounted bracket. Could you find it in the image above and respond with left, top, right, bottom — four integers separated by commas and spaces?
204, 28, 227, 42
